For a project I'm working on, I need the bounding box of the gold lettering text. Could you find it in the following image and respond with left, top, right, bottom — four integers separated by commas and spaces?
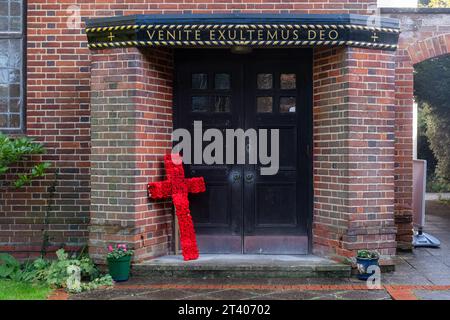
247, 29, 255, 40
166, 30, 176, 41
147, 30, 156, 40
319, 30, 325, 40
185, 29, 192, 40
267, 29, 278, 40
158, 30, 165, 41
257, 30, 264, 40
308, 30, 317, 40
240, 30, 246, 41
329, 30, 339, 40
228, 30, 237, 40
281, 30, 289, 41
218, 29, 226, 41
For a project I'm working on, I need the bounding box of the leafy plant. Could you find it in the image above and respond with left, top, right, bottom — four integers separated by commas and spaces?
45, 249, 103, 287
419, 0, 450, 8
107, 244, 134, 260
356, 250, 379, 259
79, 275, 113, 292
10, 259, 48, 283
0, 133, 51, 188
0, 249, 113, 293
415, 56, 450, 183
438, 197, 450, 206
0, 253, 21, 279
427, 174, 450, 193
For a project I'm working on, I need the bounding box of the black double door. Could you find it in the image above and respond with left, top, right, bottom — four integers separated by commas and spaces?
175, 49, 312, 254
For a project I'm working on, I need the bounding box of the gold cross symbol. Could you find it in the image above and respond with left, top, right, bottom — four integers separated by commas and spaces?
107, 32, 115, 42
371, 32, 379, 42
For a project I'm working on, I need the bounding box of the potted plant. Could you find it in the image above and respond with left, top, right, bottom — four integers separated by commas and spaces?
106, 244, 134, 282
356, 250, 380, 280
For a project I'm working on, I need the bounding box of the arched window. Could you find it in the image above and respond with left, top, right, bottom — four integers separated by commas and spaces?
0, 0, 24, 132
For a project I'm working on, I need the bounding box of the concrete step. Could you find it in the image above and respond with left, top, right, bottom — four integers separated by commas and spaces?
132, 254, 351, 278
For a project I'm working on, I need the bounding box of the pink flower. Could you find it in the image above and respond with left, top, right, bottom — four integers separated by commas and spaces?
108, 245, 113, 252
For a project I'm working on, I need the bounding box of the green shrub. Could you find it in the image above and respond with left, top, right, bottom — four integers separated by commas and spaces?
0, 253, 21, 279
0, 133, 51, 188
356, 250, 379, 259
0, 249, 113, 293
427, 174, 450, 193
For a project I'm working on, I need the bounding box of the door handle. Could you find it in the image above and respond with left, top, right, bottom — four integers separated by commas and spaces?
245, 173, 254, 183
232, 173, 241, 182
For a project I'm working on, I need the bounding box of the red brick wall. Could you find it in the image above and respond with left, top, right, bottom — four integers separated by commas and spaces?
313, 47, 347, 257
380, 9, 450, 250
4, 0, 405, 259
89, 47, 174, 262
313, 47, 397, 258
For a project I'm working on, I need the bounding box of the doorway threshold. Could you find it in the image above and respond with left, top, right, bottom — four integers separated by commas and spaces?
133, 254, 351, 278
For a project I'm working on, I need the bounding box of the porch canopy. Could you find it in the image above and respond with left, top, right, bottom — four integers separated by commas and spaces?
85, 13, 400, 51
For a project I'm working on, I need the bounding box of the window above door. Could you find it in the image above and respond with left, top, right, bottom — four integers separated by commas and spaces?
190, 72, 232, 113
256, 73, 297, 114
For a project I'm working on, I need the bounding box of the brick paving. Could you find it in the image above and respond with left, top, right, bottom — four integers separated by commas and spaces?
70, 282, 450, 300
68, 200, 450, 301
47, 289, 70, 301
414, 289, 450, 300
71, 283, 392, 301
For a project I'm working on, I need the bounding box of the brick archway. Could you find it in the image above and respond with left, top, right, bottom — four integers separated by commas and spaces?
381, 8, 450, 250
407, 34, 450, 65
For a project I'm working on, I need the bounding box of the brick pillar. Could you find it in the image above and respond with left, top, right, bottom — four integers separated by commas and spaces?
393, 46, 414, 251
89, 47, 174, 263
313, 47, 397, 259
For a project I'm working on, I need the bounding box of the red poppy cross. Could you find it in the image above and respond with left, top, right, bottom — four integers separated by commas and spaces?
147, 154, 205, 261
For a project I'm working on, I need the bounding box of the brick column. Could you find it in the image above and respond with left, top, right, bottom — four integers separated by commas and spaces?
393, 46, 414, 251
313, 47, 397, 259
381, 12, 415, 250
89, 47, 174, 263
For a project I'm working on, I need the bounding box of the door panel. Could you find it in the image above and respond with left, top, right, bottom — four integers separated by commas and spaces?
243, 51, 311, 254
175, 49, 312, 254
255, 182, 297, 226
175, 52, 243, 253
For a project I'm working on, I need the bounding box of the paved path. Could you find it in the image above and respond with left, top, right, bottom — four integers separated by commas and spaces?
382, 200, 450, 287
70, 200, 450, 300
69, 281, 450, 300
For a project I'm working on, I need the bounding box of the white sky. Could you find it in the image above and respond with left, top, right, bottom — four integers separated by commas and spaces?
377, 0, 418, 7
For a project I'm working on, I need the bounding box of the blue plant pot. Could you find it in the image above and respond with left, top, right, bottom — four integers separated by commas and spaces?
356, 257, 379, 280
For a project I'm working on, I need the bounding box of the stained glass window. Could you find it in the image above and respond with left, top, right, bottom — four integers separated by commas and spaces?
0, 0, 24, 131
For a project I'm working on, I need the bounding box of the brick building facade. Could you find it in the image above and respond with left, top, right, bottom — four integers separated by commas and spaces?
1, 1, 448, 265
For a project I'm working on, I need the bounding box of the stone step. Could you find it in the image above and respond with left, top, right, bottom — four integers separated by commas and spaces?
132, 254, 351, 278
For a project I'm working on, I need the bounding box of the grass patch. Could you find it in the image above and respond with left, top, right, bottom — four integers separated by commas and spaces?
0, 279, 51, 300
